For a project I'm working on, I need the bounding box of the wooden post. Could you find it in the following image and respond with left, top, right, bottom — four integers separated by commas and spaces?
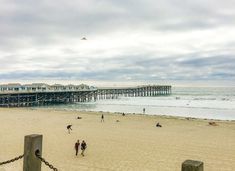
182, 160, 203, 171
23, 134, 43, 171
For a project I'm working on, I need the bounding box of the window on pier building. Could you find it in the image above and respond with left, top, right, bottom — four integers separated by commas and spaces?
14, 88, 19, 91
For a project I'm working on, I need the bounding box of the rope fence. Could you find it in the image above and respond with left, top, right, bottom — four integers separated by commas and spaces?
0, 134, 204, 171
0, 154, 24, 166
35, 149, 58, 171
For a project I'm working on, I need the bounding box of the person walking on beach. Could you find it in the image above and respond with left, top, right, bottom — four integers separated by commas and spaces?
101, 114, 104, 122
143, 108, 146, 114
81, 140, 87, 156
75, 140, 80, 156
67, 125, 72, 134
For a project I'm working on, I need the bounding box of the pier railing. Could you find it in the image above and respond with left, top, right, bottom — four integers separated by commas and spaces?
0, 134, 203, 171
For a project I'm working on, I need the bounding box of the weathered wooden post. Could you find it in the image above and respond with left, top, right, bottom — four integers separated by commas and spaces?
23, 134, 43, 171
182, 160, 203, 171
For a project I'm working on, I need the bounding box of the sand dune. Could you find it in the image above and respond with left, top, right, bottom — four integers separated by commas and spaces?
0, 108, 235, 171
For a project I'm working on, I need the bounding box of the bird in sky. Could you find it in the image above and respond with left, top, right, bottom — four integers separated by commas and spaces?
81, 37, 87, 40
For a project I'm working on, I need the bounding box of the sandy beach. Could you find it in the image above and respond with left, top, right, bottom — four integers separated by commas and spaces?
0, 108, 235, 171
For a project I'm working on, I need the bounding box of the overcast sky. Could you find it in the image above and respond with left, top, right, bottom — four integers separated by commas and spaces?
0, 0, 235, 86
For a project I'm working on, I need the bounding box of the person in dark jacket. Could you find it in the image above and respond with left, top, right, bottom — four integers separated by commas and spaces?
74, 140, 80, 156
81, 140, 87, 156
143, 108, 146, 114
67, 125, 72, 134
101, 114, 104, 122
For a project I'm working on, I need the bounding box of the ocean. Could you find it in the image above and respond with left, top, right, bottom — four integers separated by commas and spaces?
37, 87, 235, 120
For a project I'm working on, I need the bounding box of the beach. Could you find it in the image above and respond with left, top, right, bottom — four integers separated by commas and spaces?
0, 108, 235, 171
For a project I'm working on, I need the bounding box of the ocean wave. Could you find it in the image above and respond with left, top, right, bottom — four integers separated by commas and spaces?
74, 102, 235, 111
193, 98, 217, 100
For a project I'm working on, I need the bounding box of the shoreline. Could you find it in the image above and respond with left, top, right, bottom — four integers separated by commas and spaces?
32, 106, 235, 122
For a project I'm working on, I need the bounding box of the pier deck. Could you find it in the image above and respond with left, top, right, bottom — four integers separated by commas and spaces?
0, 85, 171, 107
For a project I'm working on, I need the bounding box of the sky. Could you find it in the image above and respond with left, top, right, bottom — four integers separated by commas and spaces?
0, 0, 235, 87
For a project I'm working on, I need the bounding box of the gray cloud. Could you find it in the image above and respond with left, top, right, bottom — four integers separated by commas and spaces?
1, 53, 234, 81
0, 0, 235, 84
1, 1, 235, 42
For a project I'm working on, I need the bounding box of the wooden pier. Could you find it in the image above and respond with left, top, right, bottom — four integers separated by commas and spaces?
0, 84, 171, 107
95, 85, 171, 100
